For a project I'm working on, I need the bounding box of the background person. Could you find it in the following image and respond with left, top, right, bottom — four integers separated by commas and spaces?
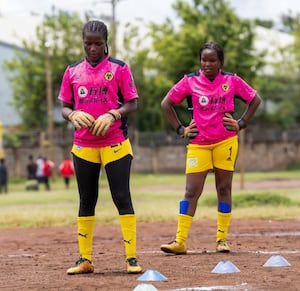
42, 157, 54, 191
0, 158, 8, 193
36, 156, 54, 191
35, 156, 45, 186
59, 158, 74, 189
160, 42, 261, 254
27, 154, 37, 180
58, 20, 142, 275
25, 154, 39, 191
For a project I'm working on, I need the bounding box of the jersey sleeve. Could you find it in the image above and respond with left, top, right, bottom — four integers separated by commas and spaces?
119, 64, 139, 103
234, 75, 257, 104
167, 75, 190, 104
58, 67, 73, 104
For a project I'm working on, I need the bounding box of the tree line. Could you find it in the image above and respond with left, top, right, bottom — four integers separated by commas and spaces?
3, 0, 300, 138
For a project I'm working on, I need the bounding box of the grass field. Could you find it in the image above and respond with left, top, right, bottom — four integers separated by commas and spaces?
0, 171, 300, 228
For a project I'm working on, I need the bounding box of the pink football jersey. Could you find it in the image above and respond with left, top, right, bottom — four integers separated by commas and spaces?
58, 56, 138, 147
167, 69, 256, 145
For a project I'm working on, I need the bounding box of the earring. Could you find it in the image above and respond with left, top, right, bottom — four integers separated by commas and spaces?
105, 44, 109, 55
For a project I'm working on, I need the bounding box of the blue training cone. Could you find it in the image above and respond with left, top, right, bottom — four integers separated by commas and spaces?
263, 255, 291, 267
211, 260, 241, 273
133, 283, 158, 291
137, 270, 168, 281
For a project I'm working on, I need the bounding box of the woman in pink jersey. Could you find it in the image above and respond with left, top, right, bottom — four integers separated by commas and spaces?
58, 20, 142, 275
160, 42, 261, 254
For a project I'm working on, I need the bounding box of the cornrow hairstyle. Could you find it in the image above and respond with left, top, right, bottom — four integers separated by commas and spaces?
82, 20, 109, 55
199, 42, 224, 67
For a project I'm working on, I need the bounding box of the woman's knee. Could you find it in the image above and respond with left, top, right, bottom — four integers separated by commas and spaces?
185, 187, 198, 199
216, 184, 232, 199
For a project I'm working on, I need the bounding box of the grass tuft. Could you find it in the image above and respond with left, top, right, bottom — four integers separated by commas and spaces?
1, 171, 300, 228
203, 192, 296, 207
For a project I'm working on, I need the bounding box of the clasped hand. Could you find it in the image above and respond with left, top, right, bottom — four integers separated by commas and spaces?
68, 109, 121, 136
68, 110, 94, 129
90, 109, 121, 136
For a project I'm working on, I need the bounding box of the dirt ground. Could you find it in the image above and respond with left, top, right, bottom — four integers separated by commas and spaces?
1, 179, 300, 291
0, 216, 299, 291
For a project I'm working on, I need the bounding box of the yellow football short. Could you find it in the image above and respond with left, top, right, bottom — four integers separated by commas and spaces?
186, 136, 238, 173
71, 139, 133, 166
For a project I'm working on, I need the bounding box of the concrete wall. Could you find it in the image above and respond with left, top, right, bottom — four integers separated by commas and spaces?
3, 139, 300, 178
132, 141, 300, 173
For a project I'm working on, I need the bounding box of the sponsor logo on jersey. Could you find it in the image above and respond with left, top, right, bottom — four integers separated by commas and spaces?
78, 86, 88, 98
199, 96, 209, 106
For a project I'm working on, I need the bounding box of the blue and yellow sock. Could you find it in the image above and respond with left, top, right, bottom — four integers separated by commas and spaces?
175, 200, 193, 244
216, 201, 231, 242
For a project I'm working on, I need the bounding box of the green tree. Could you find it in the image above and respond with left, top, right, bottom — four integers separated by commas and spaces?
4, 1, 298, 133
256, 11, 300, 129
3, 9, 85, 130
129, 0, 265, 131
281, 17, 300, 128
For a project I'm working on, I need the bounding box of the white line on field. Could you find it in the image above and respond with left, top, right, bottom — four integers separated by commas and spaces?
139, 249, 300, 254
165, 282, 249, 290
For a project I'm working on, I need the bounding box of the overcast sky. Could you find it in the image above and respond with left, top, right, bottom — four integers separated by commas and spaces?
1, 0, 299, 23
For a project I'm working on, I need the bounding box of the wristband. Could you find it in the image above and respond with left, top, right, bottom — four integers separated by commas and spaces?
176, 125, 185, 136
238, 118, 247, 130
108, 109, 121, 121
107, 111, 117, 121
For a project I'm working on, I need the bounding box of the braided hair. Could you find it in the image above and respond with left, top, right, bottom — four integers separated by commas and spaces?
199, 42, 224, 67
82, 20, 109, 55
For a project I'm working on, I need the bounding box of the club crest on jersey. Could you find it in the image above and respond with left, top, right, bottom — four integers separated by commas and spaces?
105, 71, 114, 81
78, 86, 88, 98
222, 83, 230, 91
199, 96, 209, 106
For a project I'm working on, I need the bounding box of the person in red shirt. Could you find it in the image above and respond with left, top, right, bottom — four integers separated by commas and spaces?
59, 159, 74, 189
43, 158, 54, 191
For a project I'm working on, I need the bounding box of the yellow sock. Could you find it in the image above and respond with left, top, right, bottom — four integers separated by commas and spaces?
175, 214, 193, 244
119, 214, 137, 259
77, 216, 96, 262
216, 211, 231, 242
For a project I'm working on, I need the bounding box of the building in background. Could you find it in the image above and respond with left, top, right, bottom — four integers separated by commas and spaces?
0, 40, 23, 127
0, 14, 42, 127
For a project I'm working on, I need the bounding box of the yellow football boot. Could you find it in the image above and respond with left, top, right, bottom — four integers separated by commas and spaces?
126, 257, 142, 274
160, 241, 187, 254
67, 257, 94, 275
216, 240, 230, 253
